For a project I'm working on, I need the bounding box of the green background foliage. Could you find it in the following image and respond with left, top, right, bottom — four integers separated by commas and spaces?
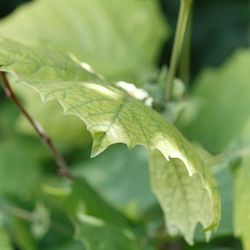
0, 0, 249, 249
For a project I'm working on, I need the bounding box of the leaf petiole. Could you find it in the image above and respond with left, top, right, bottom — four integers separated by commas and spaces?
165, 0, 193, 101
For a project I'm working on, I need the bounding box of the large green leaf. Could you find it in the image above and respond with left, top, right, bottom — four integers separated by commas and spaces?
150, 151, 220, 244
0, 0, 168, 83
0, 39, 220, 238
186, 50, 250, 152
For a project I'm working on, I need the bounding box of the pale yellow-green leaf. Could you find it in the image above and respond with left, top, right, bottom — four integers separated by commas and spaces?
0, 40, 220, 241
150, 151, 220, 244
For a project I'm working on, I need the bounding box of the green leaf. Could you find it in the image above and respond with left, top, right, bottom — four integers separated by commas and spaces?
0, 229, 13, 250
232, 121, 250, 250
211, 165, 233, 238
0, 0, 168, 83
150, 151, 220, 244
73, 145, 156, 214
0, 140, 42, 197
75, 214, 139, 250
42, 178, 139, 249
186, 50, 250, 152
234, 157, 250, 250
69, 179, 129, 228
0, 39, 220, 238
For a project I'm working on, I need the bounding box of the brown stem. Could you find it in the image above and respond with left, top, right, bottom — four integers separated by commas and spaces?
0, 71, 75, 180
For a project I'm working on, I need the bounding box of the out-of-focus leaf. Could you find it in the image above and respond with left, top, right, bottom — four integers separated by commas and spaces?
12, 218, 37, 250
186, 50, 250, 152
44, 240, 84, 250
73, 145, 156, 214
0, 228, 12, 250
68, 178, 129, 228
211, 166, 233, 237
75, 214, 139, 250
42, 178, 140, 249
0, 0, 168, 83
150, 151, 220, 244
185, 244, 236, 250
71, 180, 136, 250
233, 120, 250, 250
234, 157, 250, 250
0, 140, 42, 197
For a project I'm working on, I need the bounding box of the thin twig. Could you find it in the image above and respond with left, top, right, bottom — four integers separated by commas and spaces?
0, 71, 75, 180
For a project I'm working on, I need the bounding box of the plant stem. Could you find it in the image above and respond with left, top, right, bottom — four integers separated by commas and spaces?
207, 146, 250, 166
179, 8, 192, 86
0, 72, 74, 180
165, 0, 193, 101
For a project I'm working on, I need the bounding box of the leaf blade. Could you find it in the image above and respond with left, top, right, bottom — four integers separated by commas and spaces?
150, 151, 220, 244
0, 39, 221, 242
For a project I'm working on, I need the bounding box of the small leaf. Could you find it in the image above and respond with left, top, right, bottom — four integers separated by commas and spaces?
150, 151, 220, 244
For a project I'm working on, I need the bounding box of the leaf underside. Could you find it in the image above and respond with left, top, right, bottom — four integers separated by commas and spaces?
0, 39, 220, 242
150, 151, 220, 244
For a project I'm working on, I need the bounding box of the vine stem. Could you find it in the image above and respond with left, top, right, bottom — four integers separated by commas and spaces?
207, 146, 250, 166
179, 8, 192, 87
0, 71, 75, 180
165, 0, 193, 101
